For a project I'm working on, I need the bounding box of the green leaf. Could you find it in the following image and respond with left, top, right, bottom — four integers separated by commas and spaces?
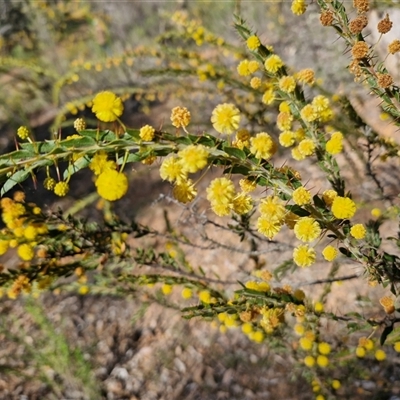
339, 247, 352, 257
174, 136, 193, 145
285, 205, 310, 217
223, 146, 246, 160
313, 195, 326, 209
1, 170, 30, 196
380, 325, 394, 346
125, 129, 141, 141
63, 156, 91, 180
79, 129, 117, 142
0, 150, 34, 166
197, 135, 217, 147
60, 136, 96, 148
223, 165, 250, 175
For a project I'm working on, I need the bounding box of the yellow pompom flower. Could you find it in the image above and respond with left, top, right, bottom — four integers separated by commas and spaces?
371, 208, 382, 218
91, 91, 124, 122
394, 342, 400, 352
172, 179, 197, 204
291, 0, 307, 15
375, 349, 386, 361
24, 225, 38, 241
350, 224, 366, 239
300, 104, 318, 122
160, 155, 186, 183
211, 203, 231, 217
171, 106, 191, 128
322, 189, 337, 206
279, 131, 296, 147
278, 75, 296, 93
207, 177, 235, 206
359, 337, 374, 350
262, 89, 275, 105
276, 111, 293, 131
242, 323, 253, 335
239, 179, 257, 193
95, 170, 128, 201
178, 144, 209, 173
297, 68, 315, 85
318, 342, 331, 355
304, 355, 315, 367
139, 125, 155, 141
199, 290, 212, 303
293, 244, 316, 267
300, 337, 313, 351
248, 60, 260, 73
326, 131, 344, 155
0, 240, 9, 256
257, 216, 282, 239
314, 302, 324, 313
332, 380, 341, 390
356, 346, 366, 358
291, 146, 306, 161
89, 151, 116, 176
17, 243, 35, 261
292, 187, 312, 205
182, 287, 193, 299
322, 245, 338, 261
279, 101, 291, 113
264, 55, 284, 74
250, 77, 261, 89
54, 182, 69, 197
294, 324, 305, 336
317, 355, 329, 367
250, 132, 277, 160
232, 192, 253, 215
17, 126, 30, 140
237, 60, 250, 76
331, 196, 356, 219
247, 35, 260, 51
298, 138, 316, 156
259, 195, 287, 221
294, 217, 322, 242
211, 103, 241, 134
161, 284, 173, 295
74, 118, 86, 132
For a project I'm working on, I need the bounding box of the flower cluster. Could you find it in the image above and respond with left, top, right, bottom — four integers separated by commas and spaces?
0, 194, 48, 264
206, 177, 252, 216
89, 151, 128, 201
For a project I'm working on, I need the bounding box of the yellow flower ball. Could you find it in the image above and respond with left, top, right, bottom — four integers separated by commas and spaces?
332, 380, 341, 390
247, 35, 260, 51
322, 245, 338, 261
95, 170, 128, 201
304, 355, 315, 367
293, 245, 316, 267
92, 91, 124, 122
314, 302, 324, 313
331, 196, 356, 219
318, 342, 331, 355
356, 346, 366, 358
161, 284, 173, 295
211, 103, 240, 134
375, 349, 386, 361
292, 187, 311, 205
317, 355, 329, 367
17, 243, 35, 261
294, 217, 321, 242
181, 287, 193, 299
350, 224, 366, 239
